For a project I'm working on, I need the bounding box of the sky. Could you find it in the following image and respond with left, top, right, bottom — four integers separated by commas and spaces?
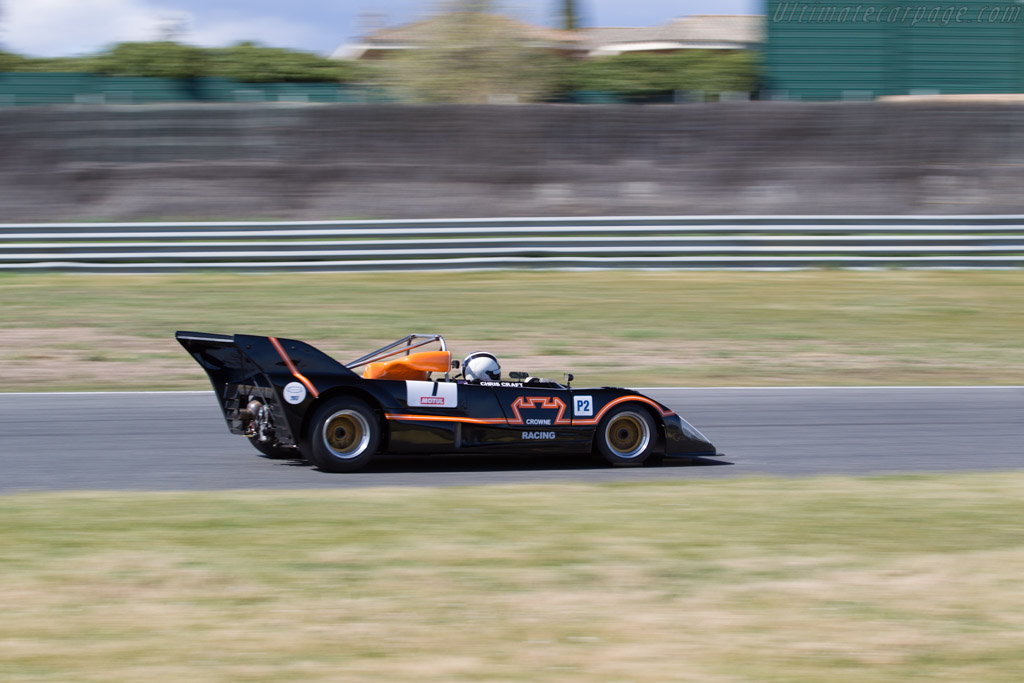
2, 0, 761, 58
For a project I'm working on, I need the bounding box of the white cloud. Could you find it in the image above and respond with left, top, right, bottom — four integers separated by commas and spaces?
2, 0, 326, 57
3, 0, 174, 56
189, 16, 323, 52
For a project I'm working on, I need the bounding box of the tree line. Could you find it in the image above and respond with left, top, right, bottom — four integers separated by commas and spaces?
0, 42, 363, 83
0, 39, 758, 101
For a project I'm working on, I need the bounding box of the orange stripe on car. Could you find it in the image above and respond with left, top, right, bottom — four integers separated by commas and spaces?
572, 396, 675, 425
385, 414, 507, 425
387, 395, 673, 428
269, 336, 320, 398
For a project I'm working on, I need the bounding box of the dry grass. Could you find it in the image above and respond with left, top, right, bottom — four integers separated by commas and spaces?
4, 474, 1024, 681
1, 270, 1023, 390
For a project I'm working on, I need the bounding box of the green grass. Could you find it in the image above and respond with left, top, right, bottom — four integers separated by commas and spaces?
4, 474, 1024, 681
1, 270, 1022, 390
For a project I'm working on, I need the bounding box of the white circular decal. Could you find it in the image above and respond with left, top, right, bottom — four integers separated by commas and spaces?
283, 381, 307, 404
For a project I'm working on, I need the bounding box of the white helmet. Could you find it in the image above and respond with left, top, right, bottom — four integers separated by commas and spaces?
463, 351, 500, 382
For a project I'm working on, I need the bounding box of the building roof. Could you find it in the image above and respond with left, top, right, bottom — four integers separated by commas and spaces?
580, 15, 763, 55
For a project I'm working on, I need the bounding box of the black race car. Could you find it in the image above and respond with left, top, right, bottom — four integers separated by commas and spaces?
176, 331, 716, 472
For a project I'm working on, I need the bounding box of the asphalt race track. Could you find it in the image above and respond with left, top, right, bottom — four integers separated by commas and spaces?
2, 387, 1022, 493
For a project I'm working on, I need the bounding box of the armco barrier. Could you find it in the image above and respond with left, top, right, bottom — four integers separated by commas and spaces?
1, 216, 1023, 272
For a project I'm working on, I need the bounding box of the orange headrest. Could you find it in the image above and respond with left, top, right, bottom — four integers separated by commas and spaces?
363, 350, 451, 381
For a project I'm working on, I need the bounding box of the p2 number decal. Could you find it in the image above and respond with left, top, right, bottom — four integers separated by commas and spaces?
574, 395, 593, 417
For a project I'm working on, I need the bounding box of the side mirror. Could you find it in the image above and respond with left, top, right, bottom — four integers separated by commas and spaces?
509, 371, 528, 381
451, 360, 460, 369
565, 373, 574, 382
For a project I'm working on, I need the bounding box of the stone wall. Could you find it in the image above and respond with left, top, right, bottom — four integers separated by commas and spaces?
2, 102, 1022, 221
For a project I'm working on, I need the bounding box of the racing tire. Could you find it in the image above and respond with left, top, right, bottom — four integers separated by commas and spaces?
595, 405, 657, 467
305, 397, 380, 473
247, 436, 301, 460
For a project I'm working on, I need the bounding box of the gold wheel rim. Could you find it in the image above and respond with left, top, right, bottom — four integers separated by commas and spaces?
606, 412, 650, 458
322, 410, 370, 459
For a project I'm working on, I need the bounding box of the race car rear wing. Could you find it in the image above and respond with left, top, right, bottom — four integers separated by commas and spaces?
175, 331, 360, 440
176, 331, 358, 390
176, 331, 262, 394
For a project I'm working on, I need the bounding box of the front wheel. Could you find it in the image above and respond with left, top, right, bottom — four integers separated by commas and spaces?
595, 406, 657, 467
305, 398, 380, 473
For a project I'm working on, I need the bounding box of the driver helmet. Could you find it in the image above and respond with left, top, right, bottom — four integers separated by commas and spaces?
463, 351, 500, 382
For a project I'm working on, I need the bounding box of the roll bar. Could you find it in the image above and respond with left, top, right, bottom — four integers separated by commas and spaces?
346, 334, 448, 371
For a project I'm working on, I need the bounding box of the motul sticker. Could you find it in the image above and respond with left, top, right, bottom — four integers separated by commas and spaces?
406, 380, 458, 408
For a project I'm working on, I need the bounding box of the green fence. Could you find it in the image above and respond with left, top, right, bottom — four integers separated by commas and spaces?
765, 0, 1024, 100
0, 73, 386, 106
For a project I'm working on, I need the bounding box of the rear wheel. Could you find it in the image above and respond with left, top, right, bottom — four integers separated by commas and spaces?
305, 398, 380, 473
595, 406, 657, 467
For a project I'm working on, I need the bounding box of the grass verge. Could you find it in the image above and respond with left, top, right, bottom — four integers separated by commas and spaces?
1, 270, 1022, 390
3, 474, 1024, 681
